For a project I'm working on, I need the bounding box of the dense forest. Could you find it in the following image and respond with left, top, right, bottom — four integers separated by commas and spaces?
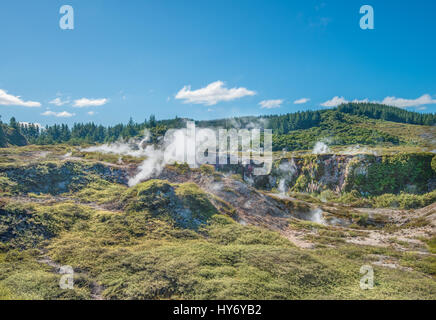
197, 102, 436, 135
1, 103, 435, 149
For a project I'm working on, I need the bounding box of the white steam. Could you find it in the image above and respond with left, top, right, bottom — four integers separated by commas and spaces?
82, 142, 148, 158
81, 130, 151, 158
127, 145, 165, 186
80, 120, 271, 187
277, 159, 297, 194
340, 145, 378, 156
312, 142, 331, 154
80, 127, 221, 186
307, 208, 325, 224
278, 179, 287, 194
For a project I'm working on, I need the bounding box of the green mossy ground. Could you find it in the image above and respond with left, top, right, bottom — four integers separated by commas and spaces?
1, 195, 435, 300
0, 146, 435, 300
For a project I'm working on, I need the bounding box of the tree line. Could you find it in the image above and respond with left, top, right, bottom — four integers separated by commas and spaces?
0, 103, 435, 147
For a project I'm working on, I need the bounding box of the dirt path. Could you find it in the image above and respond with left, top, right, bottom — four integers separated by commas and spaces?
37, 250, 105, 300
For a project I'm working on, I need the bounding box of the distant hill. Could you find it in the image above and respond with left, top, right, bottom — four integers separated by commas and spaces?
1, 103, 435, 149
197, 102, 436, 133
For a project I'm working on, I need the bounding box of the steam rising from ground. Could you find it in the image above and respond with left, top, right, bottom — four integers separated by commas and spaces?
81, 131, 151, 158
306, 208, 325, 224
80, 130, 170, 186
80, 129, 198, 186
81, 122, 269, 187
339, 145, 378, 156
277, 159, 297, 194
82, 141, 148, 158
312, 142, 331, 154
127, 128, 206, 186
127, 145, 165, 186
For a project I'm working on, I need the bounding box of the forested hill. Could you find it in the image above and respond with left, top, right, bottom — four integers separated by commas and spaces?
0, 119, 27, 148
0, 103, 435, 147
197, 102, 435, 134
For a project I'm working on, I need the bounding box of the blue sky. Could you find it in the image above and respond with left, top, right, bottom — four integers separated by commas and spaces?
0, 0, 435, 126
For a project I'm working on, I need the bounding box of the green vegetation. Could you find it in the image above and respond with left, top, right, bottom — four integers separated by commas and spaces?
337, 103, 435, 125
344, 153, 434, 195
272, 111, 403, 151
426, 237, 436, 254
0, 201, 92, 250
0, 250, 92, 300
0, 120, 27, 148
1, 197, 434, 300
321, 190, 436, 210
0, 103, 435, 300
73, 150, 145, 165
2, 103, 435, 152
269, 153, 435, 202
74, 179, 127, 206
0, 160, 126, 195
120, 180, 219, 229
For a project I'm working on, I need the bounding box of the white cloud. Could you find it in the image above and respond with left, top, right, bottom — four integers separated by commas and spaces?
294, 98, 310, 104
380, 94, 436, 108
87, 111, 96, 115
175, 81, 256, 106
0, 89, 41, 107
259, 99, 284, 109
73, 98, 108, 108
321, 94, 436, 108
42, 110, 75, 118
49, 97, 70, 106
320, 96, 349, 107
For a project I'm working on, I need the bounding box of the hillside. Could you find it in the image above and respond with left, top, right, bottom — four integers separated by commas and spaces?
0, 104, 435, 300
0, 144, 435, 300
1, 103, 435, 152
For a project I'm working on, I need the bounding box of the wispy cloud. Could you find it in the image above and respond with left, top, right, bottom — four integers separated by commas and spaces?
380, 94, 436, 108
73, 98, 108, 108
42, 110, 75, 118
259, 99, 284, 109
321, 96, 350, 107
321, 94, 436, 108
87, 111, 96, 116
294, 98, 310, 104
49, 97, 70, 106
175, 81, 256, 106
0, 89, 41, 107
